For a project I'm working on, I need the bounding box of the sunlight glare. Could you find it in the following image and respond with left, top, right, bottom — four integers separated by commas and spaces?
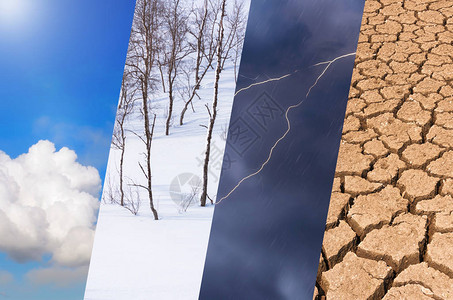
0, 0, 29, 27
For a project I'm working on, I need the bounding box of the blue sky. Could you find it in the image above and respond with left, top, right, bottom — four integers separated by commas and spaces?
0, 0, 134, 172
0, 0, 135, 299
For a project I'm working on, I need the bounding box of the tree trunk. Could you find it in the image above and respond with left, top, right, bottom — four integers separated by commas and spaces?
200, 112, 216, 206
200, 0, 226, 206
119, 129, 125, 206
142, 79, 159, 220
179, 86, 197, 126
165, 78, 174, 136
158, 62, 166, 93
180, 105, 189, 126
194, 0, 208, 89
195, 47, 201, 89
180, 60, 211, 125
148, 115, 159, 219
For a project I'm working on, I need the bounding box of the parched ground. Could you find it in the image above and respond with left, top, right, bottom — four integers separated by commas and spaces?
314, 0, 453, 299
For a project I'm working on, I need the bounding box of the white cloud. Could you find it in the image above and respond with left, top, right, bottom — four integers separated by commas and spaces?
26, 266, 89, 288
33, 116, 112, 168
0, 140, 101, 267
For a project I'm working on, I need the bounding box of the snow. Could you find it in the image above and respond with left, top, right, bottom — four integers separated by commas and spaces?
84, 56, 244, 299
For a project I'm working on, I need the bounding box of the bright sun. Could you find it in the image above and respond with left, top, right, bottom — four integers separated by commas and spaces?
0, 0, 28, 25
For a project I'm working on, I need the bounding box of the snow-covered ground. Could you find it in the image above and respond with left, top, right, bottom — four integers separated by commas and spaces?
84, 15, 249, 297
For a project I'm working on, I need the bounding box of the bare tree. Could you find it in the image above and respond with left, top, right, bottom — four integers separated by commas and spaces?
190, 0, 219, 86
179, 0, 219, 126
192, 0, 208, 86
220, 122, 228, 141
178, 180, 201, 213
200, 0, 227, 207
123, 185, 141, 215
102, 175, 117, 205
228, 0, 248, 82
103, 174, 141, 215
220, 0, 247, 77
111, 71, 136, 207
126, 0, 162, 220
158, 0, 191, 136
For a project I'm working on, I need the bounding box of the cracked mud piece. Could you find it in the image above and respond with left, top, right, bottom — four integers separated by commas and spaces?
357, 214, 427, 272
393, 263, 453, 299
320, 252, 391, 300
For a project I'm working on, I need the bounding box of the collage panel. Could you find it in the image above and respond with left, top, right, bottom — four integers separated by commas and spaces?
315, 0, 453, 299
200, 0, 365, 299
84, 0, 251, 299
0, 1, 135, 299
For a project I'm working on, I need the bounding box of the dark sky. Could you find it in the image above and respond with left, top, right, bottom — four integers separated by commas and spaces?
200, 0, 365, 299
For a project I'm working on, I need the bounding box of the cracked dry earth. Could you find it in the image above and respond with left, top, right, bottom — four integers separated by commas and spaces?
313, 0, 453, 299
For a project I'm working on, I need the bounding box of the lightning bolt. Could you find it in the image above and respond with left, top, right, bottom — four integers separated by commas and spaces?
216, 100, 303, 204
216, 52, 356, 205
234, 70, 299, 97
306, 52, 356, 98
